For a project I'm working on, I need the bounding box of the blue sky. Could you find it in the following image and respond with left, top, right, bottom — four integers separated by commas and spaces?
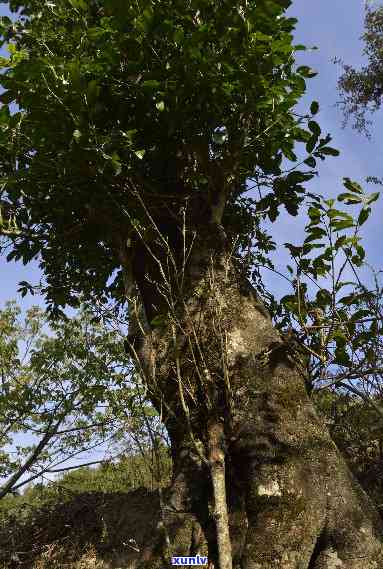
1, 0, 382, 312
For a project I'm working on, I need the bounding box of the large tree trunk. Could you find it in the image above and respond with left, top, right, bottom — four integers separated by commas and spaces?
125, 225, 383, 569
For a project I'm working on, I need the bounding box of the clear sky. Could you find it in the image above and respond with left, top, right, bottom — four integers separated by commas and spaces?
1, 0, 382, 312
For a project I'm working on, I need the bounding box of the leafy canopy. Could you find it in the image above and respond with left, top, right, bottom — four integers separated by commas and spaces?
0, 0, 339, 314
337, 4, 383, 134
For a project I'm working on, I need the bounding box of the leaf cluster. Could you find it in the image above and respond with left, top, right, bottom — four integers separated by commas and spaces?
0, 0, 338, 313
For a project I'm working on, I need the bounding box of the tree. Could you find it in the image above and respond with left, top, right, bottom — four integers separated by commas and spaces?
0, 300, 166, 498
337, 2, 383, 136
1, 1, 383, 567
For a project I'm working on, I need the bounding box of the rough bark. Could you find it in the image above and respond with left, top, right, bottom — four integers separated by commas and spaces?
124, 226, 383, 569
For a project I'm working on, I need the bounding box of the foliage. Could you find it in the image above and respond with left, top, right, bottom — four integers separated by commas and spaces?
314, 389, 383, 501
337, 3, 383, 134
52, 448, 171, 493
241, 173, 383, 424
0, 0, 340, 316
0, 300, 167, 498
0, 446, 171, 523
271, 182, 380, 365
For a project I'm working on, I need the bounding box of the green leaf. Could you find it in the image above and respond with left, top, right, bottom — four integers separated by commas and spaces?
0, 16, 12, 28
343, 177, 363, 194
0, 56, 10, 68
351, 255, 363, 267
364, 192, 379, 205
134, 149, 146, 159
337, 193, 362, 204
312, 257, 331, 275
303, 242, 324, 253
142, 79, 161, 90
333, 330, 347, 348
308, 206, 321, 220
331, 219, 354, 231
304, 227, 326, 243
306, 223, 325, 235
308, 120, 321, 138
356, 245, 365, 260
0, 104, 10, 123
326, 209, 353, 220
316, 289, 331, 306
334, 347, 351, 366
121, 129, 138, 144
297, 66, 317, 78
310, 101, 319, 115
69, 0, 88, 10
339, 294, 359, 306
284, 243, 302, 257
253, 31, 272, 42
156, 100, 165, 112
87, 27, 108, 40
268, 208, 279, 222
319, 147, 339, 156
293, 128, 311, 143
306, 135, 317, 154
110, 152, 121, 175
358, 208, 370, 226
286, 171, 312, 184
317, 134, 332, 148
281, 144, 297, 162
350, 309, 370, 322
304, 156, 316, 168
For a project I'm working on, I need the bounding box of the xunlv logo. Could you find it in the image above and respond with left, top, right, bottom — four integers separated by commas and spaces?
171, 556, 208, 565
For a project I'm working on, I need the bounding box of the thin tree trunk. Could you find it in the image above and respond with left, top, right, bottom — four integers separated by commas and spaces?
0, 415, 63, 500
207, 420, 233, 569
